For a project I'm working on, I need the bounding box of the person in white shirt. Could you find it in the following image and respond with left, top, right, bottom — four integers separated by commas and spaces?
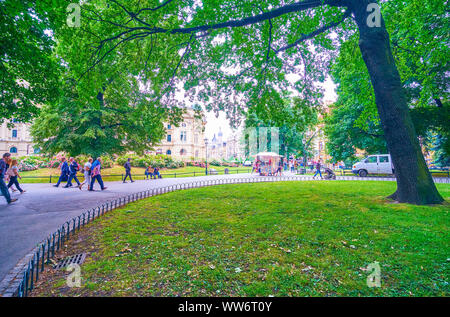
79, 158, 93, 191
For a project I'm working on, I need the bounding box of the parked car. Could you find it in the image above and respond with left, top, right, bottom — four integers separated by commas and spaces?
243, 160, 253, 167
352, 154, 394, 177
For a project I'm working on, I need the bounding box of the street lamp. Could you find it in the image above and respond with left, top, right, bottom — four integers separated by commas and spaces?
204, 137, 209, 175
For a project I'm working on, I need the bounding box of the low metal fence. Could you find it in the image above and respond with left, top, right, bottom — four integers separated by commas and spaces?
5, 174, 449, 297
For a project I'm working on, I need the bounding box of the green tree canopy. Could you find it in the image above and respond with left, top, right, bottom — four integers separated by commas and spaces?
245, 97, 319, 160
0, 0, 61, 123
15, 0, 446, 203
325, 0, 449, 164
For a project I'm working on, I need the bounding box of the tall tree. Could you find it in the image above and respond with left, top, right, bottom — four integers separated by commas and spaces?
0, 0, 60, 123
48, 0, 443, 204
326, 0, 448, 167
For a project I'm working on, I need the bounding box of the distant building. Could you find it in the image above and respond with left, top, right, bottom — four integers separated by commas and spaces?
0, 120, 38, 156
209, 128, 227, 160
310, 100, 333, 164
149, 108, 206, 161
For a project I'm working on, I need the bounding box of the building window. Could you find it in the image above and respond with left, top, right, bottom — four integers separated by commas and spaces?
180, 149, 186, 156
181, 123, 186, 127
194, 134, 198, 144
156, 148, 162, 154
12, 130, 17, 138
10, 147, 17, 154
167, 124, 171, 129
167, 134, 172, 142
180, 131, 187, 142
195, 150, 199, 158
166, 150, 171, 155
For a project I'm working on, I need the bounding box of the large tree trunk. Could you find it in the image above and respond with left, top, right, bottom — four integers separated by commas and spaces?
349, 0, 443, 204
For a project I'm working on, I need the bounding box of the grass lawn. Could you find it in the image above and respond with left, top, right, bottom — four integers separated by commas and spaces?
19, 165, 252, 183
31, 181, 449, 297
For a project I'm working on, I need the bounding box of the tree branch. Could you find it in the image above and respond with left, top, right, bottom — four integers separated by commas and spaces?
275, 10, 351, 53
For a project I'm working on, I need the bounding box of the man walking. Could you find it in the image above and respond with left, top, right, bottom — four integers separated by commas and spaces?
123, 158, 134, 183
313, 160, 323, 180
0, 153, 18, 204
89, 157, 107, 191
65, 157, 81, 188
54, 157, 69, 187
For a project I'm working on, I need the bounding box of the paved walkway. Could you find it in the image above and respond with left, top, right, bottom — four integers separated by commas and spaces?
0, 173, 265, 281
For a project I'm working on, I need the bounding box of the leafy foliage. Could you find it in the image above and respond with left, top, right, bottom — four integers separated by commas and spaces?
325, 0, 449, 162
245, 97, 319, 159
0, 0, 61, 123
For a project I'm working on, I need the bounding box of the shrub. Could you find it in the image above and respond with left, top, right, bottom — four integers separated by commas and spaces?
209, 159, 221, 166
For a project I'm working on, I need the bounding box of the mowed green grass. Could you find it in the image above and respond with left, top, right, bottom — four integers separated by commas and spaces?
31, 181, 449, 297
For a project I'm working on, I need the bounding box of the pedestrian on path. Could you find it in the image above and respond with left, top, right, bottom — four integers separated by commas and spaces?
6, 159, 25, 194
54, 157, 69, 187
89, 157, 107, 191
313, 161, 323, 179
79, 158, 93, 190
65, 157, 81, 188
123, 158, 134, 183
4, 156, 17, 193
0, 153, 18, 204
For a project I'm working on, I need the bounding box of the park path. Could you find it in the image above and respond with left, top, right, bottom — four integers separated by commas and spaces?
0, 173, 263, 282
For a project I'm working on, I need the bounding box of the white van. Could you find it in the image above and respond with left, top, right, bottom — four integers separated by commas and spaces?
352, 154, 394, 177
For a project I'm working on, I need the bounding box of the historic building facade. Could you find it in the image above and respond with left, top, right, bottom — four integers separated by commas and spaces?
150, 109, 207, 160
208, 128, 227, 160
0, 120, 37, 156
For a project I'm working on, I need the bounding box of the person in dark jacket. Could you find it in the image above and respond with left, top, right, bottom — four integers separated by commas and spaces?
65, 157, 81, 188
153, 167, 160, 179
313, 161, 323, 179
54, 157, 70, 187
0, 153, 17, 204
123, 158, 134, 183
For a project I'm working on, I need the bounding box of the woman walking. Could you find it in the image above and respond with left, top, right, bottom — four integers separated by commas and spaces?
79, 158, 93, 190
6, 159, 25, 194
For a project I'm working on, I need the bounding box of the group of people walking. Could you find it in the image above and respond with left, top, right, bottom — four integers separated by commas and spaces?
54, 157, 107, 191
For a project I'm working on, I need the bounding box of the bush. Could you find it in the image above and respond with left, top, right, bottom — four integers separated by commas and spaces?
115, 154, 183, 169
209, 159, 221, 166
